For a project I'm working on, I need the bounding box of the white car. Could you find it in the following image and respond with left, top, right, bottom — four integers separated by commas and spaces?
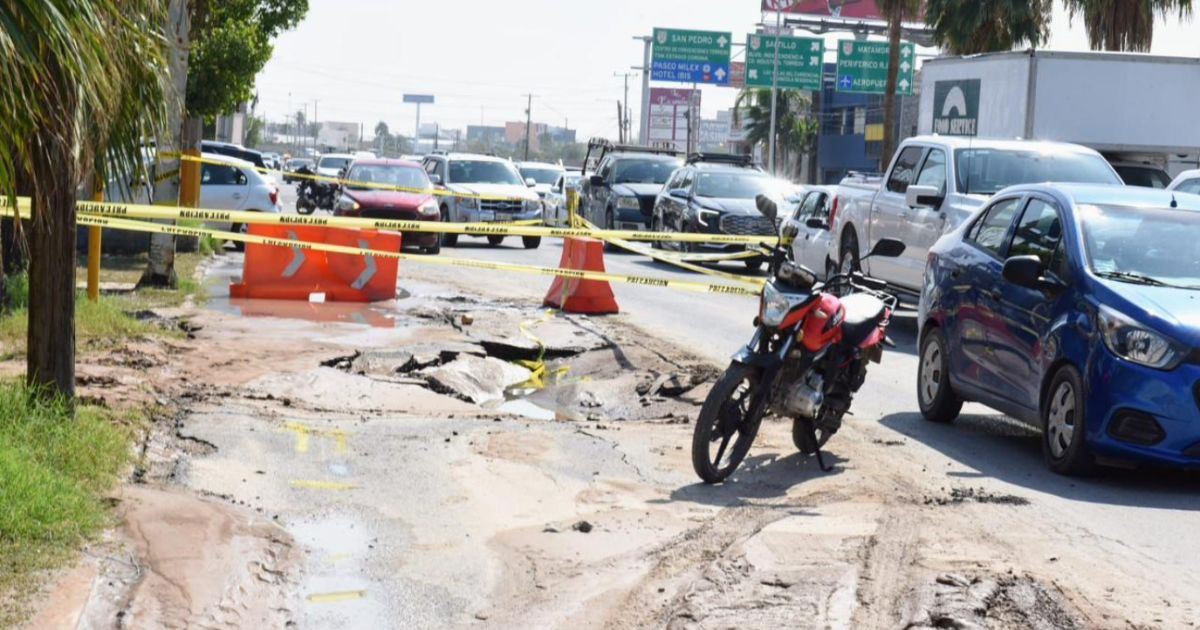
315, 153, 355, 178
780, 185, 844, 279
197, 152, 282, 247
516, 161, 565, 199
1167, 169, 1200, 195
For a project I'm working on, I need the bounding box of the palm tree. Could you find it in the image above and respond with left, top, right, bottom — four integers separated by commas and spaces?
1063, 0, 1192, 51
879, 0, 922, 170
925, 0, 1053, 54
733, 88, 813, 176
0, 1, 170, 398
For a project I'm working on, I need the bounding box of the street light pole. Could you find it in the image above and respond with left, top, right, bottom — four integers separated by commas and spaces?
767, 11, 781, 174
523, 93, 533, 160
614, 71, 636, 144
633, 35, 652, 145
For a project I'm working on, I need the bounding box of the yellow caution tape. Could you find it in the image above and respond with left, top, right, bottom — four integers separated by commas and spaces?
307, 590, 367, 604
71, 214, 762, 298
289, 480, 357, 491
579, 218, 767, 288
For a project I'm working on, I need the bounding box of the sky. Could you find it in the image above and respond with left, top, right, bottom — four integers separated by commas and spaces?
254, 1, 1200, 142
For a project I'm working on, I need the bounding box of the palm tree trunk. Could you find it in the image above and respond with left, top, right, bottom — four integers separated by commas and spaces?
882, 14, 903, 170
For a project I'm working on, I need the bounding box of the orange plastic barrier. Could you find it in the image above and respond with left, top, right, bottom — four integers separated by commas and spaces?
230, 224, 401, 302
543, 237, 619, 314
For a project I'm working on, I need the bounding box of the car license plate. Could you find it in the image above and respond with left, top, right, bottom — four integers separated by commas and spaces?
479, 211, 495, 222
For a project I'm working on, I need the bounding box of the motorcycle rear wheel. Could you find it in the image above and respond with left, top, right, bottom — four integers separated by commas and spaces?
691, 362, 764, 484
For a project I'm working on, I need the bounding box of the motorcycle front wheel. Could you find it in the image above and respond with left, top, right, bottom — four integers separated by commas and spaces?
691, 362, 764, 484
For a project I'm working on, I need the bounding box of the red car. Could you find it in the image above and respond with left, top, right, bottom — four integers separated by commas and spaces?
333, 159, 442, 254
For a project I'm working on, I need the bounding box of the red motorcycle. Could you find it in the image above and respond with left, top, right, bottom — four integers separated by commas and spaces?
691, 195, 906, 483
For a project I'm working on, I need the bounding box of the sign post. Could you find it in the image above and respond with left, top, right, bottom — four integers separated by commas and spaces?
835, 40, 915, 95
745, 33, 825, 91
650, 28, 732, 85
403, 94, 435, 153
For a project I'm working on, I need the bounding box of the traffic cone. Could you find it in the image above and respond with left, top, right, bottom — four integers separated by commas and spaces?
543, 237, 619, 314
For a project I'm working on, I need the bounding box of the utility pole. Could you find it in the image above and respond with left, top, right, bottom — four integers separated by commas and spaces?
616, 101, 624, 142
286, 92, 292, 151
767, 11, 781, 174
614, 71, 636, 145
313, 99, 320, 153
523, 93, 534, 161
632, 35, 652, 145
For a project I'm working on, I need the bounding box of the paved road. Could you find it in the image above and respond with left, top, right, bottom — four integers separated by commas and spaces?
270, 179, 1200, 626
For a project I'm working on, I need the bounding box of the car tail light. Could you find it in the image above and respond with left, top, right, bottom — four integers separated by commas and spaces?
269, 187, 279, 206
828, 195, 839, 231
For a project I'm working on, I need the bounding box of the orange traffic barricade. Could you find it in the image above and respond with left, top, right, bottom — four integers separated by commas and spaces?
543, 237, 619, 314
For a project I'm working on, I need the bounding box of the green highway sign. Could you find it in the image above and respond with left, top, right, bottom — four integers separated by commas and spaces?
651, 28, 732, 85
744, 34, 825, 91
835, 40, 915, 95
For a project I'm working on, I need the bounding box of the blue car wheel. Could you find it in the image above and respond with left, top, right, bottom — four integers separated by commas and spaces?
917, 326, 962, 423
1042, 365, 1095, 476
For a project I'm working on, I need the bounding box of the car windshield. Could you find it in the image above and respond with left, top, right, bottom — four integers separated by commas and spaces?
955, 149, 1119, 195
519, 167, 561, 185
694, 172, 776, 199
1081, 203, 1200, 289
288, 159, 313, 168
318, 157, 351, 171
613, 158, 682, 185
343, 164, 429, 191
1114, 165, 1172, 189
449, 160, 523, 185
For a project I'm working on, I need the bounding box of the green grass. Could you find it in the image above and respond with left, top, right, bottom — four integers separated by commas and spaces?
0, 382, 136, 625
0, 291, 172, 360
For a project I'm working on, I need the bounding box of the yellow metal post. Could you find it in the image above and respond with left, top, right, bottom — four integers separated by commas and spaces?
566, 188, 579, 228
86, 182, 103, 302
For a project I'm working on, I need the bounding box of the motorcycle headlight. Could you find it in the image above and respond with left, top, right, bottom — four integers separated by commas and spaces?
418, 199, 439, 217
760, 282, 791, 327
697, 208, 720, 227
335, 197, 359, 212
1098, 305, 1183, 370
616, 196, 641, 210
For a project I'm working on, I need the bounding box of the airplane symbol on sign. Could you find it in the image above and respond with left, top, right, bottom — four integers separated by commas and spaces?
839, 75, 854, 89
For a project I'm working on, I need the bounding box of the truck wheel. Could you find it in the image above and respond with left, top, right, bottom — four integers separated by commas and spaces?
522, 236, 541, 249
487, 235, 505, 246
604, 209, 619, 252
839, 233, 860, 275
441, 207, 458, 247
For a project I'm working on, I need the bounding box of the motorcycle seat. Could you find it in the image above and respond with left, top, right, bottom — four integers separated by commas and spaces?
839, 293, 887, 347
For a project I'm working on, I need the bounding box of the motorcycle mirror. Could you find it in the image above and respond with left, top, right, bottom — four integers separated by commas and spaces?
755, 194, 778, 222
868, 238, 906, 258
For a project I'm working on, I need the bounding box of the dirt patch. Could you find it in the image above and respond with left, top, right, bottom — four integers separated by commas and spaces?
924, 487, 1032, 507
906, 572, 1087, 630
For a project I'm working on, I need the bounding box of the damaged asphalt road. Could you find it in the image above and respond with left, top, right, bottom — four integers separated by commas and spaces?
34, 253, 1200, 629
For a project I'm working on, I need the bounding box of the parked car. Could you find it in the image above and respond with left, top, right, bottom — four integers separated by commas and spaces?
1110, 161, 1172, 189
650, 155, 780, 269
201, 140, 268, 171
197, 153, 282, 249
779, 185, 849, 278
542, 169, 583, 227
834, 136, 1123, 303
578, 139, 682, 232
917, 183, 1200, 474
283, 158, 315, 184
333, 159, 441, 255
516, 161, 566, 199
316, 153, 355, 179
421, 152, 543, 248
1167, 169, 1200, 195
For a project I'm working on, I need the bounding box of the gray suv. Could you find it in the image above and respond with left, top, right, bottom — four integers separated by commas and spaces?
421, 153, 543, 249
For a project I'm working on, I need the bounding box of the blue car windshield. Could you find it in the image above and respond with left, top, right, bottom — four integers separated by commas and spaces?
694, 172, 775, 199
613, 159, 682, 185
955, 149, 1119, 195
1081, 203, 1200, 288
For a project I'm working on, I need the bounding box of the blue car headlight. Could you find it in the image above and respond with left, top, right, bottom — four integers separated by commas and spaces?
616, 196, 640, 210
1098, 305, 1184, 370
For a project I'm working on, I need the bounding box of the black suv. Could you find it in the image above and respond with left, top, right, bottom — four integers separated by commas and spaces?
651, 153, 779, 269
578, 139, 682, 232
201, 140, 268, 170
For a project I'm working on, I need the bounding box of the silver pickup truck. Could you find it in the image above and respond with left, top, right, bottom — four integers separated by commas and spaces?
831, 135, 1122, 300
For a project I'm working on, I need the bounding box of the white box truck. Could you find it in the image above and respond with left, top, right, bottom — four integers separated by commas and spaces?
917, 50, 1200, 184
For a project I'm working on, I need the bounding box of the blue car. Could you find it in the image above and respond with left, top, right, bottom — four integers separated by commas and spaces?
917, 183, 1200, 474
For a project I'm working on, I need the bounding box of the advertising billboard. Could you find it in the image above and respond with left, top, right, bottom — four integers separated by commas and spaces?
761, 0, 884, 20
